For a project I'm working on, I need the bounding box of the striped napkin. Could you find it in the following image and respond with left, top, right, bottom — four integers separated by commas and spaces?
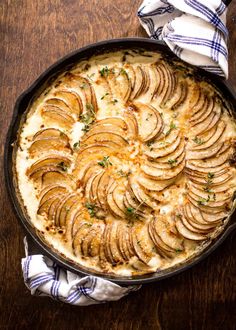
21, 238, 139, 306
138, 0, 228, 78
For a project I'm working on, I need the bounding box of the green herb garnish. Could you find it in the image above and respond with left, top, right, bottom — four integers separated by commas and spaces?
85, 202, 97, 217
197, 195, 210, 206
73, 142, 80, 150
97, 156, 112, 168
175, 249, 182, 253
111, 99, 118, 105
120, 68, 127, 75
145, 113, 153, 121
80, 103, 96, 132
80, 82, 88, 89
101, 92, 109, 100
165, 121, 177, 136
204, 187, 212, 193
168, 159, 177, 167
126, 207, 139, 219
86, 73, 95, 81
57, 161, 68, 172
193, 136, 204, 145
207, 172, 215, 179
99, 66, 114, 77
117, 169, 130, 178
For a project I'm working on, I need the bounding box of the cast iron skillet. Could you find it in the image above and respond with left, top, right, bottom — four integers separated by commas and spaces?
4, 38, 236, 285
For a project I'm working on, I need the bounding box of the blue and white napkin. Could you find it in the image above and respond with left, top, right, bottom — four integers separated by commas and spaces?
138, 0, 228, 78
21, 238, 139, 306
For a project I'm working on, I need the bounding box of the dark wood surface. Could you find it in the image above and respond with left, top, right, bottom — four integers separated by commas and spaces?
1, 1, 236, 329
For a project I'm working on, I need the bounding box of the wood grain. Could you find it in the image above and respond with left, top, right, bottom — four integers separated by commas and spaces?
0, 1, 235, 329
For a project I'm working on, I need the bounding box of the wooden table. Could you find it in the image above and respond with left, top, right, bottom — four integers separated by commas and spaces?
1, 1, 236, 329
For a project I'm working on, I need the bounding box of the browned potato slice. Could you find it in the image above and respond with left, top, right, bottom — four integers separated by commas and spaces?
151, 141, 185, 165
137, 174, 174, 192
200, 209, 227, 223
175, 215, 206, 241
32, 128, 69, 142
188, 189, 231, 210
29, 139, 72, 156
153, 62, 176, 106
130, 65, 146, 99
182, 204, 216, 232
70, 209, 89, 238
90, 170, 105, 205
123, 189, 148, 219
117, 223, 135, 261
102, 224, 114, 264
186, 160, 228, 175
141, 158, 185, 180
39, 185, 68, 206
84, 169, 104, 204
53, 89, 83, 116
153, 217, 183, 251
57, 194, 81, 228
128, 175, 156, 209
144, 149, 185, 171
132, 102, 163, 142
88, 223, 105, 257
99, 224, 112, 269
92, 117, 127, 130
41, 105, 75, 129
38, 186, 68, 216
37, 196, 58, 216
107, 182, 125, 219
82, 131, 128, 147
189, 121, 226, 151
27, 156, 71, 177
181, 213, 211, 235
170, 80, 188, 110
189, 86, 206, 114
42, 171, 75, 189
46, 98, 71, 113
185, 203, 218, 226
75, 144, 117, 166
148, 219, 174, 257
144, 135, 181, 159
187, 194, 230, 216
124, 109, 139, 139
188, 144, 231, 169
108, 222, 125, 264
131, 223, 155, 264
188, 171, 232, 187
188, 182, 231, 203
96, 171, 111, 210
186, 142, 224, 160
190, 96, 212, 123
112, 184, 128, 217
74, 76, 98, 113
105, 66, 132, 102
192, 101, 221, 135
47, 197, 64, 222
72, 223, 92, 257
88, 117, 127, 136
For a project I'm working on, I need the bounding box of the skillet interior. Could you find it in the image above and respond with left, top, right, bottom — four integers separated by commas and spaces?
5, 38, 236, 285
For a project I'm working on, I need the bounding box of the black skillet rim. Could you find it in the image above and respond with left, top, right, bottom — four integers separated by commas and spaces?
4, 37, 236, 285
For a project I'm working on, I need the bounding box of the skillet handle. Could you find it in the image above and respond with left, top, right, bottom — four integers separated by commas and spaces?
223, 0, 232, 5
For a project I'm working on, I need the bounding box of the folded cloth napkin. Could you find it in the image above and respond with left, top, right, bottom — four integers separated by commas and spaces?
21, 238, 140, 306
138, 0, 228, 78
